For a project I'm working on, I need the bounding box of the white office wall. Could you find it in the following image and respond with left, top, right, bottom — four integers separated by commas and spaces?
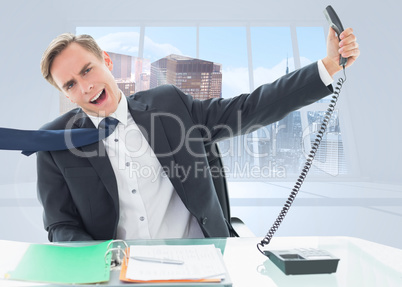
331, 0, 401, 184
0, 0, 401, 244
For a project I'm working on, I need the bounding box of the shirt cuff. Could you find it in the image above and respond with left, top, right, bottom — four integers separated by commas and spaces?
317, 60, 333, 86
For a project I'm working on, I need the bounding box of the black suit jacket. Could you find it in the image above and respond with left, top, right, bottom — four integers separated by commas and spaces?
37, 62, 333, 242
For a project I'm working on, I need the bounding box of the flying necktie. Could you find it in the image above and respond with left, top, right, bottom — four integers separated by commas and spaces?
0, 117, 119, 156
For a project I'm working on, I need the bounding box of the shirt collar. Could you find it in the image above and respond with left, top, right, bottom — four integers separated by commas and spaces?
87, 90, 128, 128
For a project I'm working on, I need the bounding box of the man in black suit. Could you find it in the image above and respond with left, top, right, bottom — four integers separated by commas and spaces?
37, 28, 359, 242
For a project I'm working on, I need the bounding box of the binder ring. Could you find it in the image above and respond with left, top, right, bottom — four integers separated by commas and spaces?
107, 239, 128, 251
104, 240, 129, 266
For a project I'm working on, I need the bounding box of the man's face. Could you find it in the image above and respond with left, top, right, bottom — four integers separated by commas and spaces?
50, 43, 121, 117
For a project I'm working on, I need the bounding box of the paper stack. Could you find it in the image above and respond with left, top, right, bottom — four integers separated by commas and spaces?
120, 244, 228, 283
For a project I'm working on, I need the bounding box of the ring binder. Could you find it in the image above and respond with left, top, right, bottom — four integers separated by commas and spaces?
4, 240, 114, 284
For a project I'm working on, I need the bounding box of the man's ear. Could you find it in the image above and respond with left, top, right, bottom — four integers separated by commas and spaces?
103, 51, 113, 72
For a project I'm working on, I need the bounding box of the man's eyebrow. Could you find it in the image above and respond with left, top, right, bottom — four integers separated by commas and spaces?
62, 63, 92, 90
79, 62, 92, 76
62, 79, 75, 90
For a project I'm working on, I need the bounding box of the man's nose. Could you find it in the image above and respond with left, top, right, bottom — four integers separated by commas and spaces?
79, 79, 93, 94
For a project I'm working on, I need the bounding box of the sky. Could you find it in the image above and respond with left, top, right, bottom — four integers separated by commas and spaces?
76, 26, 326, 98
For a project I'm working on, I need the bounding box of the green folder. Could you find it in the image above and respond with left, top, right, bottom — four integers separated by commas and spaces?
6, 240, 112, 284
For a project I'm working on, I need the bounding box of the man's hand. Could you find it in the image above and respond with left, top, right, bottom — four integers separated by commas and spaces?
322, 27, 360, 77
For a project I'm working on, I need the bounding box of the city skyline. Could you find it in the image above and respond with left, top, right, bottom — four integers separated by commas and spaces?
75, 26, 312, 98
64, 25, 347, 178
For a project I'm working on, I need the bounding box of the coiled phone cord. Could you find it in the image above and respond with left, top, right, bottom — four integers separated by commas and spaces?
257, 67, 347, 255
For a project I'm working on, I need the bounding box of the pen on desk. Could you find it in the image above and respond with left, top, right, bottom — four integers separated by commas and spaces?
131, 256, 184, 265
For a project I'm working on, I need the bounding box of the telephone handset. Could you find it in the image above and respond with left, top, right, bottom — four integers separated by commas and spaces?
323, 5, 348, 66
256, 5, 348, 275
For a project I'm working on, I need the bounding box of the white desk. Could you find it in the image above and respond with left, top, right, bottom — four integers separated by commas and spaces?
1, 236, 401, 286
224, 236, 402, 286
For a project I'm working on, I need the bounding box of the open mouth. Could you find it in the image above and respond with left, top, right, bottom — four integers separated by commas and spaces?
90, 89, 106, 105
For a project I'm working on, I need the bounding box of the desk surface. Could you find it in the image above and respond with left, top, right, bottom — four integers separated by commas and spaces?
1, 236, 401, 287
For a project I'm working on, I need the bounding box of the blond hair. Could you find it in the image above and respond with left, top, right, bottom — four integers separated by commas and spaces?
40, 33, 103, 89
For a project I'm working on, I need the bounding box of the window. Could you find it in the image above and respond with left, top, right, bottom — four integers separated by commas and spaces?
199, 27, 248, 98
297, 27, 347, 175
71, 24, 352, 179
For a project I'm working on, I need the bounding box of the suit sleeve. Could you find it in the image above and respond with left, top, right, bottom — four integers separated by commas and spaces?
174, 62, 333, 141
37, 150, 93, 242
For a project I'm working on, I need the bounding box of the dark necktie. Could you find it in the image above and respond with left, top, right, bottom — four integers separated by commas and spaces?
0, 117, 119, 156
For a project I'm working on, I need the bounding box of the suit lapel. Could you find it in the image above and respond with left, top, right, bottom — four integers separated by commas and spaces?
127, 98, 186, 200
72, 110, 119, 211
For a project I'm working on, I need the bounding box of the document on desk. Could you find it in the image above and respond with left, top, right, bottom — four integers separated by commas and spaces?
124, 244, 227, 282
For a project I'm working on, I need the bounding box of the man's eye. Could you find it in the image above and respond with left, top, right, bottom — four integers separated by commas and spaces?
67, 83, 74, 90
84, 68, 92, 74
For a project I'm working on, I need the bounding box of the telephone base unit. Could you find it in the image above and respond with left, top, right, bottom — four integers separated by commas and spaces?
264, 248, 340, 275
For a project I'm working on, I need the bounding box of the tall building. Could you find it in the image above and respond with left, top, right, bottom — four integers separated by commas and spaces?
107, 51, 136, 97
107, 51, 132, 80
150, 54, 222, 100
133, 58, 151, 92
116, 81, 135, 98
260, 57, 303, 174
138, 72, 150, 92
307, 111, 347, 175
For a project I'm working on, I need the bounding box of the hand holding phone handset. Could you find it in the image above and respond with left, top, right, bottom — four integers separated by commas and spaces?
324, 5, 348, 67
256, 6, 352, 275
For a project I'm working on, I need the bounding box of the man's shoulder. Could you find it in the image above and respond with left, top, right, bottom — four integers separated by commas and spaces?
127, 85, 193, 110
41, 108, 82, 130
129, 84, 178, 99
